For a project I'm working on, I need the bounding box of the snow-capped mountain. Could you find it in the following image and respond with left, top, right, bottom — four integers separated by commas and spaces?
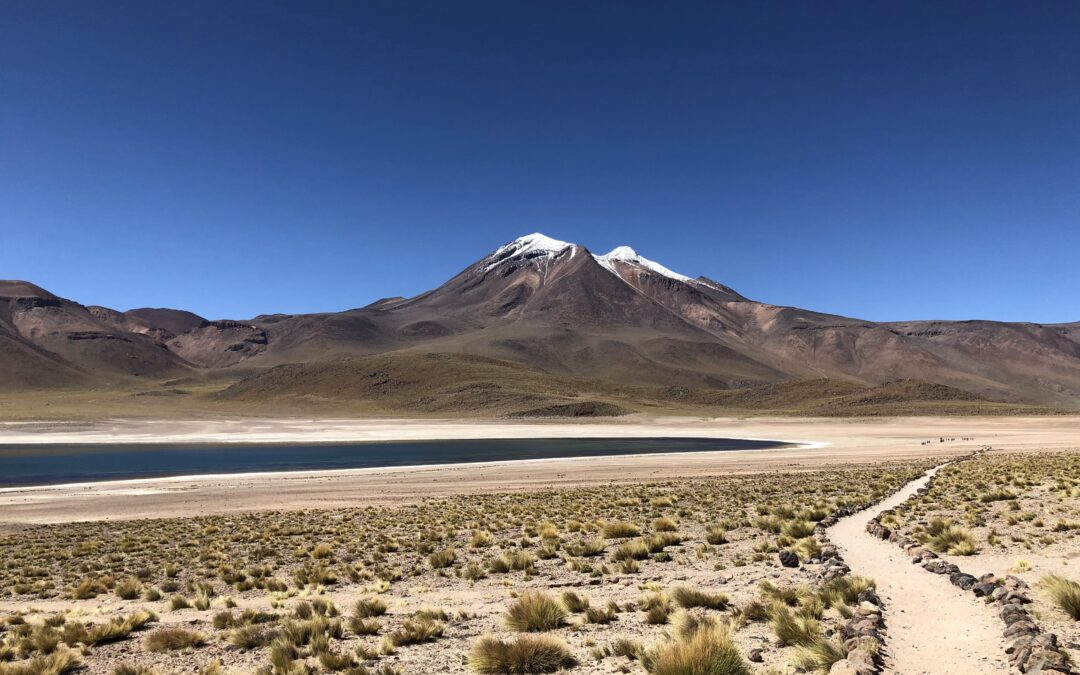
3, 233, 1080, 406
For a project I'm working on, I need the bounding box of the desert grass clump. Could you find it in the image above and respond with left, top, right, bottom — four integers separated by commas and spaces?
924, 518, 978, 556
348, 617, 381, 635
226, 624, 278, 649
790, 636, 848, 673
353, 597, 388, 618
612, 538, 652, 562
585, 604, 618, 625
791, 537, 823, 562
505, 592, 568, 632
112, 664, 158, 675
71, 578, 108, 600
564, 539, 605, 558
705, 526, 728, 545
642, 593, 672, 625
144, 627, 205, 652
653, 517, 678, 532
781, 520, 816, 539
384, 615, 444, 647
643, 624, 750, 675
1040, 575, 1080, 620
114, 577, 143, 600
672, 586, 729, 611
0, 649, 81, 675
768, 605, 821, 647
469, 634, 577, 674
429, 547, 457, 569
602, 521, 641, 539
821, 576, 876, 608
489, 551, 536, 574
560, 590, 590, 613
470, 530, 494, 548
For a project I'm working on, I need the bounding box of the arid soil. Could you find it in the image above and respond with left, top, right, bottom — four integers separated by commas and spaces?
0, 417, 1077, 675
0, 461, 928, 674
1, 415, 1078, 526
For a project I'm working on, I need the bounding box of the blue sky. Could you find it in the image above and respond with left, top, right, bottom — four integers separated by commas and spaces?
2, 1, 1078, 322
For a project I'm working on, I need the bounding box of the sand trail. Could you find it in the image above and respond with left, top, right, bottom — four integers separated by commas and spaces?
828, 466, 1010, 674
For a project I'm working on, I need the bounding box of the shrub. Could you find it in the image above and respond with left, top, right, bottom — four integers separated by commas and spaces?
469, 634, 577, 673
144, 627, 206, 652
505, 592, 568, 632
1040, 575, 1080, 620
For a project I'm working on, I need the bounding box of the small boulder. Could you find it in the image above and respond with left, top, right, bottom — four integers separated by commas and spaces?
779, 550, 800, 568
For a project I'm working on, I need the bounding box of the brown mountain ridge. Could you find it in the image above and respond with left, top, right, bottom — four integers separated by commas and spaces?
2, 234, 1078, 416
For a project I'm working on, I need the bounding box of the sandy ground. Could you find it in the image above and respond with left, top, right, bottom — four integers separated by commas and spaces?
829, 466, 1010, 675
0, 415, 1077, 527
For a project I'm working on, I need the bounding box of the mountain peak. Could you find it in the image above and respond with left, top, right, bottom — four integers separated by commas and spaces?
506, 232, 573, 254
483, 233, 576, 273
594, 246, 691, 282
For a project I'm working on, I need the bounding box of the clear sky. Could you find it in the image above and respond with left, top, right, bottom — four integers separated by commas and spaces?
2, 2, 1078, 323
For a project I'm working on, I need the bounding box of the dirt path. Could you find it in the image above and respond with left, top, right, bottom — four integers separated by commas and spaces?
828, 466, 1010, 675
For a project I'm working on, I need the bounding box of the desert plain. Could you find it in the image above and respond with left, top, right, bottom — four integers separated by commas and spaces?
0, 415, 1076, 675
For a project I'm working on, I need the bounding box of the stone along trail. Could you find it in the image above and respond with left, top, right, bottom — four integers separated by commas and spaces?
827, 466, 1010, 675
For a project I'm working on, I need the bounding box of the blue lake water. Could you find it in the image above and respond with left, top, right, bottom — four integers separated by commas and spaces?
0, 436, 790, 487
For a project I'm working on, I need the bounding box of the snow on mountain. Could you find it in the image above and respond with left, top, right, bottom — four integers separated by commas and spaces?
483, 233, 575, 272
594, 245, 692, 282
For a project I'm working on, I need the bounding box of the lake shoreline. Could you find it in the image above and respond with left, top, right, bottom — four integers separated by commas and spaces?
0, 436, 797, 488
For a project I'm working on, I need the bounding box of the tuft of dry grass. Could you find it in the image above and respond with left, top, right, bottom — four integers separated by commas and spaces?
671, 586, 729, 611
505, 592, 568, 632
643, 624, 749, 675
469, 634, 577, 674
601, 521, 641, 539
790, 636, 848, 673
353, 597, 388, 618
560, 590, 589, 613
0, 649, 81, 675
144, 627, 205, 652
384, 615, 444, 647
1040, 575, 1080, 620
